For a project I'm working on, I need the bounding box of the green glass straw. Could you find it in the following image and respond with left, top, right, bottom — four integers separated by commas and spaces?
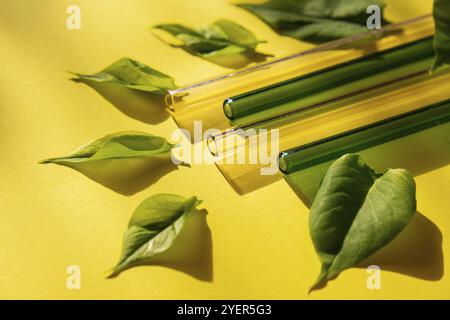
278, 99, 450, 175
224, 37, 435, 124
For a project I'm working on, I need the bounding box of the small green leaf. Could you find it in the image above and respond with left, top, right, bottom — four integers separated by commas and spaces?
153, 19, 265, 57
238, 0, 388, 44
431, 0, 450, 73
109, 193, 203, 278
72, 58, 177, 95
309, 154, 416, 290
40, 131, 175, 165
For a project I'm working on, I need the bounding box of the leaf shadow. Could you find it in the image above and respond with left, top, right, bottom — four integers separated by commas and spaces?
71, 78, 169, 125
111, 209, 213, 282
64, 157, 178, 196
360, 212, 443, 281
163, 41, 271, 68
204, 51, 272, 69
336, 29, 403, 51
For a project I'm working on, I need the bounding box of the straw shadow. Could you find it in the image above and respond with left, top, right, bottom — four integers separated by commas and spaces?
65, 157, 178, 196
360, 212, 443, 281
72, 78, 169, 125
365, 124, 450, 177
111, 209, 213, 282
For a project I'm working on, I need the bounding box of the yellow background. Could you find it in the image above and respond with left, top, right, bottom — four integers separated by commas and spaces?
1, 0, 449, 299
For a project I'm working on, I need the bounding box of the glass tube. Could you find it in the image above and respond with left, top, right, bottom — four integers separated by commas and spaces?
224, 37, 434, 123
167, 15, 434, 135
280, 100, 450, 206
279, 99, 450, 174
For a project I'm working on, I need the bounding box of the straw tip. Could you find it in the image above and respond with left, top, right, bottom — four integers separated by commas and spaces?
278, 156, 288, 174
223, 98, 234, 119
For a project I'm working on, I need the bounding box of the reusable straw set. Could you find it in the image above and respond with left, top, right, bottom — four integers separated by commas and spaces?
166, 15, 450, 201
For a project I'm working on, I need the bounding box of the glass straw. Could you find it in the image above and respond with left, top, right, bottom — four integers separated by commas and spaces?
279, 99, 450, 205
279, 99, 450, 174
223, 37, 434, 123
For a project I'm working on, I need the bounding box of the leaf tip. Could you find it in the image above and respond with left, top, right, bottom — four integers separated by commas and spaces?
309, 275, 327, 293
195, 198, 204, 207
105, 270, 118, 279
149, 25, 159, 33
39, 157, 67, 165
105, 263, 125, 279
67, 71, 85, 82
39, 158, 54, 164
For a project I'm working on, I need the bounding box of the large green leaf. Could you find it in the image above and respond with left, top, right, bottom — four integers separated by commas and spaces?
431, 0, 450, 73
238, 0, 388, 44
40, 131, 175, 165
153, 19, 265, 57
109, 194, 203, 278
72, 58, 177, 95
309, 154, 416, 290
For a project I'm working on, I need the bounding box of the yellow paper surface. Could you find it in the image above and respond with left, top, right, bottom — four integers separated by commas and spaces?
1, 0, 449, 299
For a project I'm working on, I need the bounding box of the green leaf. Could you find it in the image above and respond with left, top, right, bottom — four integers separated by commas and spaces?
153, 19, 265, 57
40, 131, 175, 165
109, 193, 203, 278
238, 0, 388, 44
431, 0, 450, 73
72, 58, 177, 95
309, 154, 416, 290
